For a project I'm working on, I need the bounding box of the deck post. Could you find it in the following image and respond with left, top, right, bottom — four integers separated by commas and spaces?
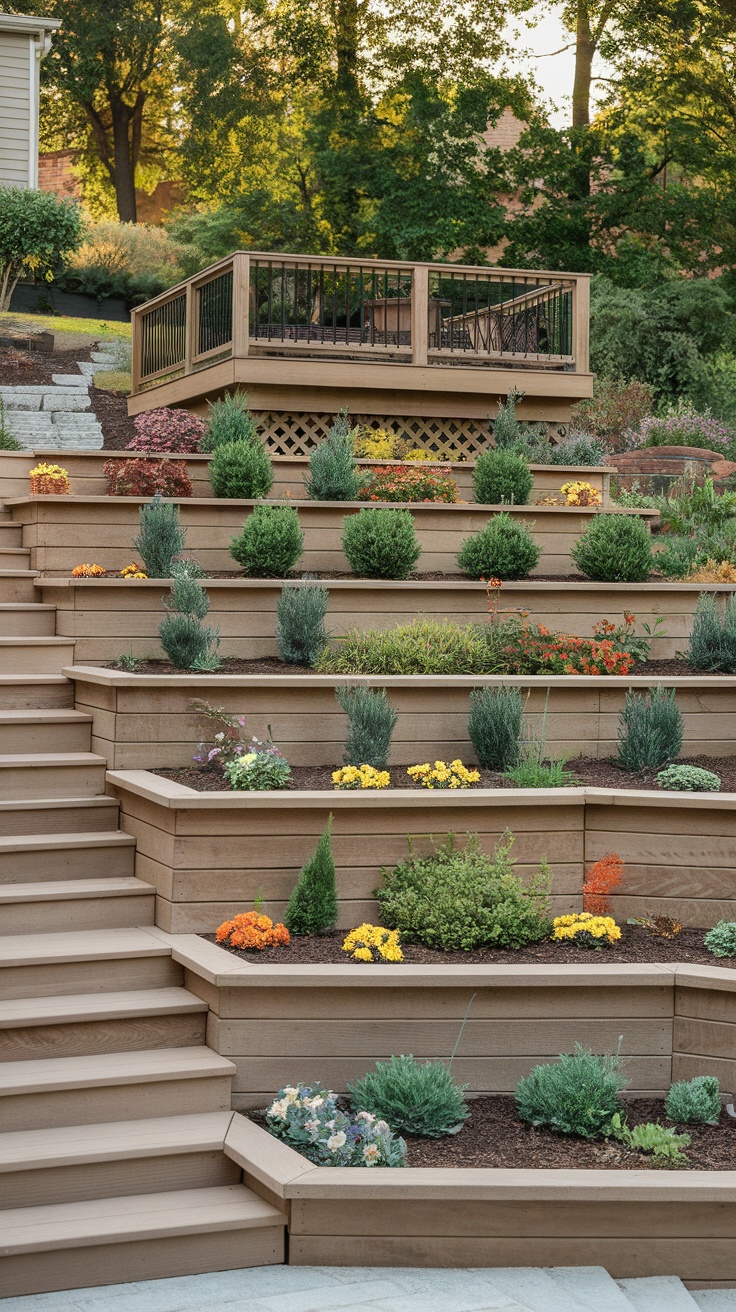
572, 274, 590, 374
184, 284, 196, 375
411, 265, 429, 366
232, 253, 250, 357
130, 307, 142, 396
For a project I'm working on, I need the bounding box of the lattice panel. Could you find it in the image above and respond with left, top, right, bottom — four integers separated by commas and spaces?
254, 412, 491, 459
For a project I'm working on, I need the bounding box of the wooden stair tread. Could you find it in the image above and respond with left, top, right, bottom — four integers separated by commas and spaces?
0, 1046, 236, 1096
0, 604, 56, 612
0, 927, 170, 966
0, 1184, 284, 1252
0, 752, 106, 767
0, 637, 73, 647
0, 710, 92, 725
0, 831, 134, 855
0, 796, 115, 813
0, 877, 153, 903
0, 987, 208, 1028
0, 676, 71, 687
0, 1111, 233, 1172
0, 570, 39, 577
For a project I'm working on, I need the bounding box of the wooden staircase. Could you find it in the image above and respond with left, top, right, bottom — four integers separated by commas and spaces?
0, 543, 286, 1296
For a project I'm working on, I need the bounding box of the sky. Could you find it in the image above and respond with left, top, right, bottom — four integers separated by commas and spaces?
507, 4, 611, 129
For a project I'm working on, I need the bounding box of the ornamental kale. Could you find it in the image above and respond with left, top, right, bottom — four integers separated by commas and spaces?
265, 1082, 406, 1167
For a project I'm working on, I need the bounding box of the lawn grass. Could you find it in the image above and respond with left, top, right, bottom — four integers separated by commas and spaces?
0, 311, 131, 340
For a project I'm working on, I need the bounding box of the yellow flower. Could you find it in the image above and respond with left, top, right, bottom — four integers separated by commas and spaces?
552, 912, 621, 946
342, 922, 404, 963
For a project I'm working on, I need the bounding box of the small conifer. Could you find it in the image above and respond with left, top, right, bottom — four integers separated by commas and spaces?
284, 816, 338, 935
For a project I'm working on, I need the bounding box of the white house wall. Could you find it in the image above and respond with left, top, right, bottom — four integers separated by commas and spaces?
0, 30, 33, 187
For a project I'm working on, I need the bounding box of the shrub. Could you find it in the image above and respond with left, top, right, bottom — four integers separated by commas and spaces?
265, 1082, 406, 1167
0, 399, 21, 450
467, 687, 523, 771
317, 619, 496, 676
515, 1044, 628, 1138
406, 759, 479, 789
473, 449, 533, 505
284, 817, 338, 936
637, 399, 734, 451
353, 425, 398, 459
332, 764, 391, 789
359, 465, 458, 503
223, 748, 291, 790
582, 853, 624, 914
655, 536, 698, 579
336, 685, 397, 770
60, 217, 187, 305
230, 505, 303, 577
342, 508, 420, 579
687, 594, 736, 673
457, 514, 540, 580
342, 924, 403, 962
548, 432, 608, 465
686, 559, 736, 583
349, 1055, 469, 1138
128, 408, 206, 454
551, 912, 622, 948
570, 377, 655, 452
208, 439, 273, 499
607, 1113, 690, 1163
377, 832, 551, 952
159, 562, 220, 670
133, 494, 186, 578
617, 687, 683, 772
704, 921, 736, 958
104, 458, 192, 498
216, 910, 290, 951
304, 409, 362, 501
657, 764, 721, 792
201, 393, 259, 452
0, 186, 82, 313
276, 585, 329, 666
665, 1075, 721, 1125
572, 514, 653, 582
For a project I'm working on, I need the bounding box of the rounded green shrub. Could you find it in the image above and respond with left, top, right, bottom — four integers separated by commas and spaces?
473, 449, 533, 505
342, 508, 420, 579
348, 1055, 469, 1138
230, 505, 303, 577
457, 513, 540, 580
201, 393, 259, 452
515, 1044, 628, 1138
704, 920, 736, 958
572, 513, 653, 582
665, 1075, 721, 1125
208, 439, 273, 499
657, 764, 721, 792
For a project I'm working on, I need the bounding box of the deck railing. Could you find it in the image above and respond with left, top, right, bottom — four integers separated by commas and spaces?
130, 251, 590, 394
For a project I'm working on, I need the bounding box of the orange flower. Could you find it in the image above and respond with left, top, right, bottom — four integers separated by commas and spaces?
215, 909, 290, 951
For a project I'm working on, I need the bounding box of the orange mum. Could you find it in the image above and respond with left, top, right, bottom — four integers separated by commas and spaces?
216, 910, 290, 951
583, 853, 624, 915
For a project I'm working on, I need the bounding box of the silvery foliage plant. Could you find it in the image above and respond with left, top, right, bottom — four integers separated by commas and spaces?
265, 1082, 406, 1167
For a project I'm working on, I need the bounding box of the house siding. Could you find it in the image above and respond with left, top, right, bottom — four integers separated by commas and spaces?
0, 31, 32, 187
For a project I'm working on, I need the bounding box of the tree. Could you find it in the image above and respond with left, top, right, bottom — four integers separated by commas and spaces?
0, 188, 82, 313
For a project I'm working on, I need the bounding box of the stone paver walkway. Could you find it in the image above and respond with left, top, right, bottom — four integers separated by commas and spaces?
1, 350, 117, 450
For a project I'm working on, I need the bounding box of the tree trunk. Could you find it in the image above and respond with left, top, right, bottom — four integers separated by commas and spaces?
572, 0, 595, 128
110, 98, 138, 223
334, 0, 360, 98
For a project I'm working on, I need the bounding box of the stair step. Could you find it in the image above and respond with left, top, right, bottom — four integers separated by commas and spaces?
0, 524, 23, 546
0, 603, 57, 636
0, 569, 38, 602
0, 829, 135, 882
0, 1045, 236, 1130
0, 986, 207, 1061
0, 1111, 239, 1208
0, 636, 75, 675
0, 876, 155, 933
619, 1277, 700, 1309
0, 927, 181, 998
0, 795, 119, 837
0, 752, 107, 799
0, 547, 31, 571
0, 709, 92, 754
0, 1183, 284, 1296
0, 674, 74, 710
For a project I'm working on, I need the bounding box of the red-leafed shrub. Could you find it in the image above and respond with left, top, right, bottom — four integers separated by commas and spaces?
582, 853, 624, 914
127, 407, 206, 454
104, 458, 193, 498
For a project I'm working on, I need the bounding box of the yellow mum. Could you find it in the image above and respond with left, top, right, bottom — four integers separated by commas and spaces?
342, 923, 404, 963
552, 911, 621, 946
560, 480, 602, 507
407, 759, 480, 790
332, 764, 390, 790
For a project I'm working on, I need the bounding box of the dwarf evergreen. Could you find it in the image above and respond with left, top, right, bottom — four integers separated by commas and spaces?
284, 816, 338, 935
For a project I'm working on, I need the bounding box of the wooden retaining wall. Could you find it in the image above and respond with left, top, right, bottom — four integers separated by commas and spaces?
72, 668, 736, 768
8, 495, 655, 577
45, 577, 736, 664
106, 774, 736, 934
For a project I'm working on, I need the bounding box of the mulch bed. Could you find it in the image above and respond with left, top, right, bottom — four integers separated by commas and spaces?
92, 386, 136, 447
106, 654, 727, 677
153, 754, 736, 794
246, 1097, 734, 1170
203, 923, 735, 968
0, 346, 89, 387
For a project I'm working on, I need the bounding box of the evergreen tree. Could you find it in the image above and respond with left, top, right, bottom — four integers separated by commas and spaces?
284, 817, 338, 935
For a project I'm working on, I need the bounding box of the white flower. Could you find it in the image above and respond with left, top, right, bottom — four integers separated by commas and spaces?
283, 1086, 299, 1101
325, 1118, 336, 1130
326, 1132, 347, 1152
303, 1095, 324, 1110
356, 1110, 375, 1123
268, 1098, 289, 1120
363, 1142, 381, 1164
240, 752, 257, 766
374, 1120, 390, 1135
304, 1118, 319, 1133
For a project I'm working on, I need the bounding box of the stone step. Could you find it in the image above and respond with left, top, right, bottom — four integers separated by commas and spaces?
0, 674, 74, 710
0, 828, 135, 883
0, 1111, 238, 1209
52, 374, 91, 387
0, 751, 107, 799
0, 709, 92, 754
0, 546, 31, 570
0, 795, 119, 837
0, 926, 181, 999
0, 876, 155, 934
0, 1182, 284, 1297
0, 602, 57, 636
619, 1276, 701, 1309
0, 569, 41, 603
0, 523, 22, 546
0, 986, 207, 1061
0, 636, 75, 675
0, 1045, 236, 1131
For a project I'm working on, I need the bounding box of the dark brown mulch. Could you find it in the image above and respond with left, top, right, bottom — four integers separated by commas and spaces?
106, 654, 722, 678
246, 1096, 733, 1170
152, 754, 736, 794
93, 386, 136, 448
0, 346, 89, 387
202, 923, 734, 969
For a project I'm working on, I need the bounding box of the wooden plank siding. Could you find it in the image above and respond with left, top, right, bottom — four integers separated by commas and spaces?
7, 496, 657, 577
46, 575, 733, 665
